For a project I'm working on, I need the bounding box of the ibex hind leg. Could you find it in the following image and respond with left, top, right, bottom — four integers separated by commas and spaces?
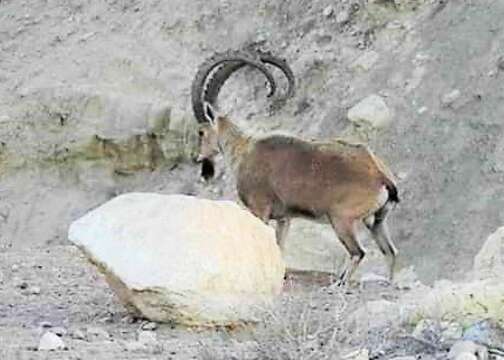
369, 203, 398, 282
327, 214, 365, 287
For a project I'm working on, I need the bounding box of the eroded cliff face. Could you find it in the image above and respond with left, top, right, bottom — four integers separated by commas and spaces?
1, 0, 504, 283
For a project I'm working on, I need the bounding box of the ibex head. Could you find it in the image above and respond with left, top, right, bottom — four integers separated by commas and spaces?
191, 48, 295, 181
195, 123, 219, 181
194, 103, 227, 180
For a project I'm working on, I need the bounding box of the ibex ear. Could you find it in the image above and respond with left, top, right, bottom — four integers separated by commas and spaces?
204, 101, 216, 126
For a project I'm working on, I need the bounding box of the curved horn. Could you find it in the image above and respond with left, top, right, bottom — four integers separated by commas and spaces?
202, 50, 296, 113
191, 50, 277, 124
256, 50, 296, 99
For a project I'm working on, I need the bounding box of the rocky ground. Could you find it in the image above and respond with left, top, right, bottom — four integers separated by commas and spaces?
1, 243, 503, 359
2, 0, 504, 359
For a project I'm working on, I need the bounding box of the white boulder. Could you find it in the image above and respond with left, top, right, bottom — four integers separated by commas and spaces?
68, 193, 285, 326
347, 94, 392, 129
38, 332, 66, 351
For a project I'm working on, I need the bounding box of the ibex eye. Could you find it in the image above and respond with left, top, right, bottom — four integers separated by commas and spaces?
198, 130, 204, 137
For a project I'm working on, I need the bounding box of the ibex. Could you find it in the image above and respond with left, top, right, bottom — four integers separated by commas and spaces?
191, 49, 399, 286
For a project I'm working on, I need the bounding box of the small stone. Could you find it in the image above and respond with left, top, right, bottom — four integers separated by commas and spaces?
347, 94, 392, 129
360, 273, 389, 289
79, 32, 95, 42
341, 348, 369, 360
141, 321, 158, 331
453, 354, 477, 360
11, 264, 19, 272
138, 330, 157, 345
323, 5, 334, 18
394, 266, 420, 290
28, 286, 41, 295
418, 106, 428, 114
441, 89, 461, 107
441, 322, 463, 341
38, 332, 66, 351
448, 341, 487, 360
0, 271, 4, 284
86, 326, 109, 340
71, 329, 86, 340
389, 357, 416, 360
336, 10, 350, 24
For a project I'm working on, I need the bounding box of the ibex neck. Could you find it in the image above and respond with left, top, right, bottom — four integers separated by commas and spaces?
217, 120, 251, 172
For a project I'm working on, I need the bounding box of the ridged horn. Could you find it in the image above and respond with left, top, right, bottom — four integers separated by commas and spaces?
202, 50, 296, 113
256, 50, 296, 99
191, 50, 277, 124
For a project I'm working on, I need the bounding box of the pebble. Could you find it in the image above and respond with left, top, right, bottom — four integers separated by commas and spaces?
38, 331, 66, 351
441, 321, 463, 341
141, 321, 158, 331
71, 329, 86, 340
28, 286, 41, 295
336, 10, 350, 24
341, 348, 369, 360
418, 106, 428, 114
323, 5, 334, 18
447, 340, 487, 360
360, 272, 389, 289
11, 264, 19, 272
441, 89, 461, 107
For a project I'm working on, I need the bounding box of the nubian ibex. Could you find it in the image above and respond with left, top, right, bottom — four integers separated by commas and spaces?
191, 49, 399, 286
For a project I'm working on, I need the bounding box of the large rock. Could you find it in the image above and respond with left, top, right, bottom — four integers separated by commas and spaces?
283, 219, 346, 274
473, 226, 504, 279
347, 94, 392, 129
68, 193, 285, 326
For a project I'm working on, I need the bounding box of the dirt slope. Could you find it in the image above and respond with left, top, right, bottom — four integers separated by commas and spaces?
1, 0, 504, 282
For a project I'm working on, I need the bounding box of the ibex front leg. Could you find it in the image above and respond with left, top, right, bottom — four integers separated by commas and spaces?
327, 214, 365, 287
275, 218, 290, 251
247, 195, 272, 224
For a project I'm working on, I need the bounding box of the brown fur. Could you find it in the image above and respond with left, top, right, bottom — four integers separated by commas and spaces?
205, 111, 400, 286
